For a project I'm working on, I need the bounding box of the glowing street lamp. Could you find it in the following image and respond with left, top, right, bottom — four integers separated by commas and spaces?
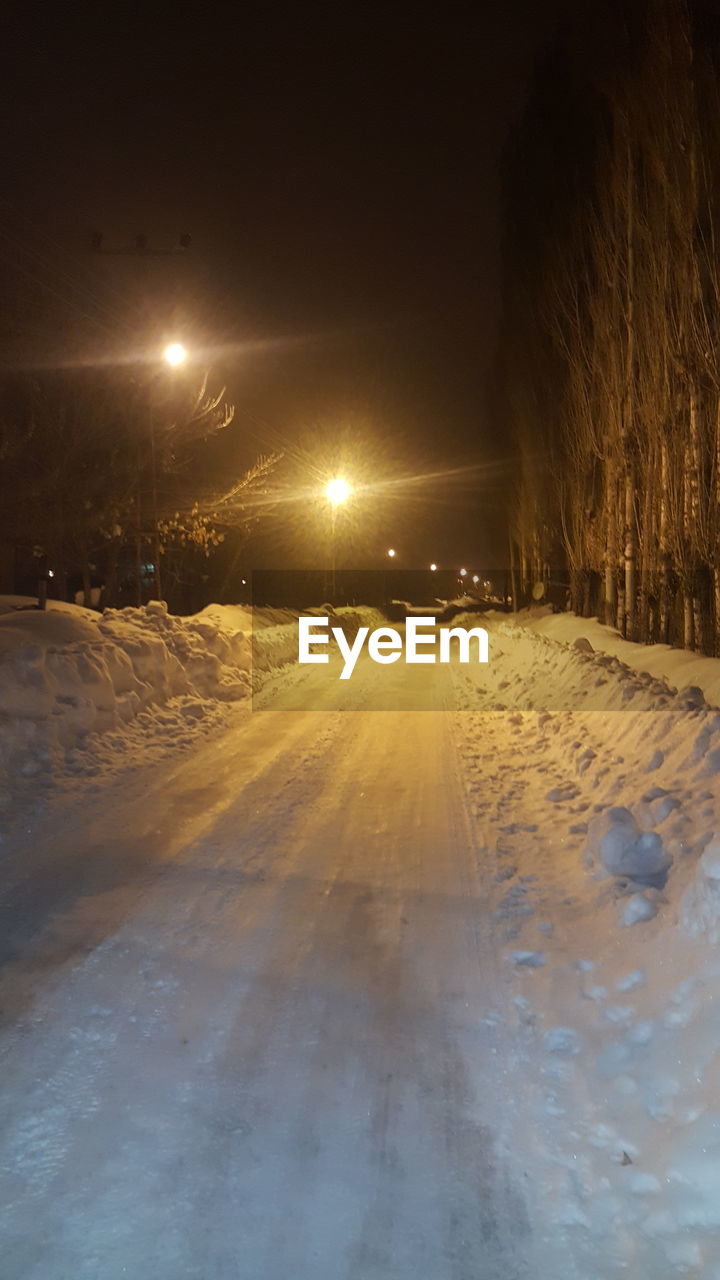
326, 476, 351, 506
163, 341, 187, 367
387, 547, 396, 558
472, 574, 479, 585
430, 562, 437, 572
459, 567, 467, 578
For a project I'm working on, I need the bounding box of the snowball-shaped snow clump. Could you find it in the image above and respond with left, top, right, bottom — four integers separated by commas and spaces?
622, 894, 658, 926
587, 807, 671, 880
543, 1026, 582, 1055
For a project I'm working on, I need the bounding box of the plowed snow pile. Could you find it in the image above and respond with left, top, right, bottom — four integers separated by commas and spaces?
0, 601, 252, 824
452, 611, 720, 1278
0, 599, 380, 830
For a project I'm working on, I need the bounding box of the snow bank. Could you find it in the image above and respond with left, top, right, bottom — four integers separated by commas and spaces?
453, 608, 720, 1277
516, 607, 720, 709
0, 601, 256, 821
0, 599, 385, 829
0, 595, 98, 620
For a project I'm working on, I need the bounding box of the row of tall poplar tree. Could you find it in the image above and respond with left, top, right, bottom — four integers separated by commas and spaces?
501, 1, 720, 652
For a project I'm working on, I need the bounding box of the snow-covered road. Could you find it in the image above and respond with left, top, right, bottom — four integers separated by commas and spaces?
4, 612, 720, 1278
0, 652, 530, 1280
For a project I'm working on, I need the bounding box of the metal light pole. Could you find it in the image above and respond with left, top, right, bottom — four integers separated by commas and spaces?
330, 504, 337, 602
325, 477, 352, 604
144, 342, 187, 603
149, 397, 161, 601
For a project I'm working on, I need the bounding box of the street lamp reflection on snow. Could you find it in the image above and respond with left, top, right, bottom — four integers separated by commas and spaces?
163, 342, 187, 367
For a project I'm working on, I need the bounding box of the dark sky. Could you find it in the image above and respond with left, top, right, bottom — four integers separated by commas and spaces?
3, 2, 560, 570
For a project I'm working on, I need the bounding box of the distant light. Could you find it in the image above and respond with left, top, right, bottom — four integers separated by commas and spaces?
241, 578, 247, 585
163, 342, 187, 367
472, 574, 479, 585
387, 548, 396, 558
430, 563, 437, 572
326, 477, 351, 506
459, 568, 467, 577
48, 569, 55, 578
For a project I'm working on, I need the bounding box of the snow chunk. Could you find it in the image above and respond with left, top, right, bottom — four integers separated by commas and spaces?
680, 835, 720, 941
622, 894, 658, 926
588, 807, 670, 881
507, 950, 547, 968
543, 1027, 582, 1055
626, 1020, 654, 1046
678, 684, 706, 708
616, 969, 646, 992
604, 1005, 636, 1025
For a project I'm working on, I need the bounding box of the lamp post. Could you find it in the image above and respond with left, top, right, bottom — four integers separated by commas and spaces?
325, 477, 351, 602
144, 341, 188, 602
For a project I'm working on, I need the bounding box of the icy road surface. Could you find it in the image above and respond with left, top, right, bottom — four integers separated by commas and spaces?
0, 652, 531, 1280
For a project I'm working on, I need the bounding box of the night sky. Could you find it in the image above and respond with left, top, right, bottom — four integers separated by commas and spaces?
3, 2, 561, 570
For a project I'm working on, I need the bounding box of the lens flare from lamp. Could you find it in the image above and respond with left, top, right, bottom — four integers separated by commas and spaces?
163, 342, 187, 367
326, 477, 352, 506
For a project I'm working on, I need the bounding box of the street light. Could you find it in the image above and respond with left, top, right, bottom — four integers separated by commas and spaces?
325, 477, 352, 599
163, 341, 187, 367
326, 476, 351, 506
459, 567, 467, 577
430, 563, 437, 572
387, 547, 396, 558
472, 574, 479, 585
145, 342, 188, 603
